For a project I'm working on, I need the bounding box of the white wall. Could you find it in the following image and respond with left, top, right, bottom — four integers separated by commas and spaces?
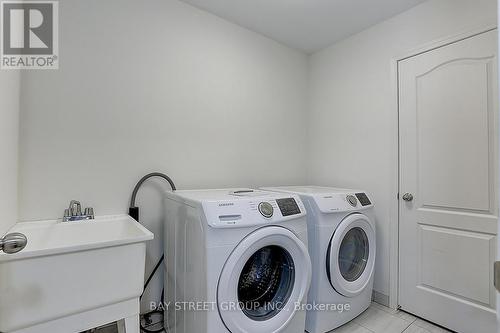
17, 0, 496, 312
308, 0, 497, 301
18, 0, 308, 311
0, 71, 20, 236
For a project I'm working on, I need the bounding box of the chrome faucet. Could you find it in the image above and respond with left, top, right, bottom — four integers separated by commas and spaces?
63, 200, 94, 222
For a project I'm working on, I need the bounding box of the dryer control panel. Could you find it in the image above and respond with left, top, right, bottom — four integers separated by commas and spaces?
313, 192, 373, 213
202, 194, 306, 228
355, 192, 371, 206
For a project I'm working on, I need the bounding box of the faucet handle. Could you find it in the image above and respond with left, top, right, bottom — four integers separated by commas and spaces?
69, 200, 82, 216
84, 207, 94, 218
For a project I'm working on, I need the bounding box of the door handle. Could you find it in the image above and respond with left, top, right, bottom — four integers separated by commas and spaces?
402, 193, 414, 202
0, 232, 27, 254
495, 262, 500, 292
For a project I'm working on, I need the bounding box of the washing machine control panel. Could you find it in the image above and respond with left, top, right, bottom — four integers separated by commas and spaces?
258, 202, 274, 218
203, 195, 306, 228
276, 198, 302, 216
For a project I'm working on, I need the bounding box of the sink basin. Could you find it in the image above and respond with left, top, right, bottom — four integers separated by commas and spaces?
0, 215, 153, 333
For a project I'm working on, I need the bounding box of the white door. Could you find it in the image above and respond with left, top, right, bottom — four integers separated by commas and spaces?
399, 29, 498, 333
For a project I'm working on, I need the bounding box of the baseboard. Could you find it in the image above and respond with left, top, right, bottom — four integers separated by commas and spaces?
372, 290, 390, 307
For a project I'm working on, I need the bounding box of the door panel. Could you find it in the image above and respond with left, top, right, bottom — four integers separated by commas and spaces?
419, 225, 495, 306
417, 59, 493, 212
399, 29, 498, 333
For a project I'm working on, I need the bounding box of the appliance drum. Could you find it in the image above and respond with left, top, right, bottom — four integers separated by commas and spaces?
238, 245, 295, 321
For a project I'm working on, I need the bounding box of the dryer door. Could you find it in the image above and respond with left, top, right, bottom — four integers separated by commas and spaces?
218, 226, 311, 333
327, 213, 376, 298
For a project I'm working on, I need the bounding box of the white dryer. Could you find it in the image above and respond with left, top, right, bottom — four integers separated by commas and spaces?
164, 189, 312, 333
261, 186, 376, 333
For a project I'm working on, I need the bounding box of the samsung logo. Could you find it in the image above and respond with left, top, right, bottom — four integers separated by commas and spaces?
219, 203, 234, 207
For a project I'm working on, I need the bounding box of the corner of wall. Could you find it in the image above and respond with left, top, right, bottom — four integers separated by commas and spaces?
0, 70, 20, 236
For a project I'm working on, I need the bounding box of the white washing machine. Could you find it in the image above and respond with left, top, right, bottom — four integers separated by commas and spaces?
164, 189, 312, 333
261, 186, 376, 333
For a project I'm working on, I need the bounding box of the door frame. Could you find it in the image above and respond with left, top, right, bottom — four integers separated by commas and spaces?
388, 23, 498, 310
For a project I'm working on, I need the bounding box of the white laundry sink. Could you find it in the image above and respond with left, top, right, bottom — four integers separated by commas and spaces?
0, 215, 153, 333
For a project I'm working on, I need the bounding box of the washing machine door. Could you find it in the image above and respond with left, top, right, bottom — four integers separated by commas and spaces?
327, 213, 375, 298
217, 226, 311, 333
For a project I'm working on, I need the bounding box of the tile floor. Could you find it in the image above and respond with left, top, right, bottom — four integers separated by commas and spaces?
335, 302, 452, 333
93, 302, 452, 333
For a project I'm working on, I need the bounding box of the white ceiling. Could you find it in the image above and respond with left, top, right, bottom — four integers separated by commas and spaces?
180, 0, 427, 53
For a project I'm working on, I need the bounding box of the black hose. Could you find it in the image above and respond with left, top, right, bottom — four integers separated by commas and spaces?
128, 172, 176, 333
139, 309, 164, 333
130, 172, 176, 208
142, 254, 164, 295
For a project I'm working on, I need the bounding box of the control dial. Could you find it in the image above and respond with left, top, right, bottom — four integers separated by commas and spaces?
258, 202, 274, 218
346, 195, 358, 207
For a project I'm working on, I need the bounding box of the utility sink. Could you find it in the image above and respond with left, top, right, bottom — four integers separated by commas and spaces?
0, 215, 153, 333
